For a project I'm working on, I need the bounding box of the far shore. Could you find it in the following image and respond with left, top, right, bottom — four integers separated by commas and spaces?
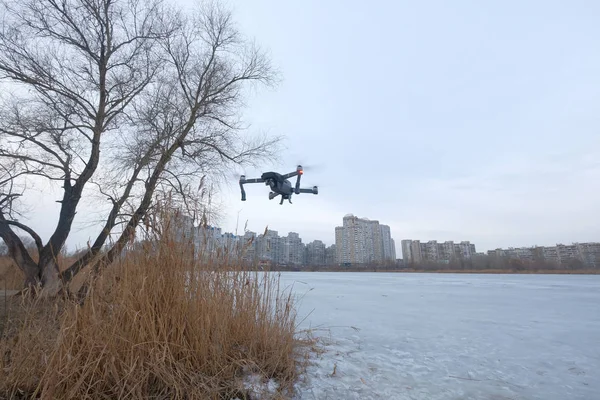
271, 268, 600, 275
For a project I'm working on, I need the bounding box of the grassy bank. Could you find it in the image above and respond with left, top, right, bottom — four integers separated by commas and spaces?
0, 235, 310, 399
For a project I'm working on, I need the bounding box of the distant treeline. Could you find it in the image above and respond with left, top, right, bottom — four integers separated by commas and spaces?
268, 254, 600, 274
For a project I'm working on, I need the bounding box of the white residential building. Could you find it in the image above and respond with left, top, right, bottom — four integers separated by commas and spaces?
283, 232, 304, 265
335, 214, 396, 264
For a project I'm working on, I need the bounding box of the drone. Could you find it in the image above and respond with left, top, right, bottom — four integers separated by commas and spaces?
239, 165, 318, 205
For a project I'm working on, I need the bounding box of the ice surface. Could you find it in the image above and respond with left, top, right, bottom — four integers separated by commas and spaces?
277, 272, 600, 400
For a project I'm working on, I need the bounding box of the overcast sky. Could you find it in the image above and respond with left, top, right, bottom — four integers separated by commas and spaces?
213, 0, 600, 254
10, 0, 600, 256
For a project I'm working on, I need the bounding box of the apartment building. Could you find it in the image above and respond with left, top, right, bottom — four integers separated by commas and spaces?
306, 240, 326, 265
401, 239, 477, 264
283, 232, 304, 265
334, 214, 397, 264
456, 241, 476, 258
401, 239, 423, 264
542, 246, 559, 263
170, 213, 250, 261
325, 244, 337, 265
556, 244, 578, 262
250, 230, 306, 266
576, 242, 600, 266
335, 226, 349, 264
487, 242, 600, 267
255, 229, 280, 263
240, 231, 257, 264
380, 224, 397, 261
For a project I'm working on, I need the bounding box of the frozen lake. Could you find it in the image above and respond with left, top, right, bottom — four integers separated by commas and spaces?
277, 272, 600, 400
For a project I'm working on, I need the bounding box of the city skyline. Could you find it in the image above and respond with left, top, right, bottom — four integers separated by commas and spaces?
169, 213, 596, 259
171, 211, 599, 266
172, 213, 338, 267
204, 212, 600, 258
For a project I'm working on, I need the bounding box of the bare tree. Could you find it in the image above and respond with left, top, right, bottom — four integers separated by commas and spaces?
0, 0, 280, 296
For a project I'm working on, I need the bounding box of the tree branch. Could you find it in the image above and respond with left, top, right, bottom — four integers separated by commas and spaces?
0, 209, 39, 284
2, 219, 43, 255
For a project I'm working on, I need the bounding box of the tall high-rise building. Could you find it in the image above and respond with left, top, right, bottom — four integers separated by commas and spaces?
380, 225, 393, 260
256, 229, 280, 263
325, 244, 337, 265
335, 214, 396, 264
306, 240, 326, 265
335, 225, 349, 263
283, 232, 304, 265
240, 231, 257, 264
401, 239, 423, 263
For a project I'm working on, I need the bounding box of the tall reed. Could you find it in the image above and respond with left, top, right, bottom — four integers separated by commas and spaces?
1, 212, 307, 399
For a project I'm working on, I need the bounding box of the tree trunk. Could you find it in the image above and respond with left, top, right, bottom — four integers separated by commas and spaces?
21, 258, 41, 289
0, 217, 41, 289
38, 258, 62, 297
18, 257, 62, 297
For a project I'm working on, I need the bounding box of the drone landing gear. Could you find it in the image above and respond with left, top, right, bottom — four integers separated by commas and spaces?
268, 192, 292, 205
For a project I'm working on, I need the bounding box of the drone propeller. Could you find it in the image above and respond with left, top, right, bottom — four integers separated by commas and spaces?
228, 170, 246, 180
295, 162, 323, 172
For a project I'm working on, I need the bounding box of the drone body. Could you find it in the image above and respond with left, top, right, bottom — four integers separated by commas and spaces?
239, 165, 318, 205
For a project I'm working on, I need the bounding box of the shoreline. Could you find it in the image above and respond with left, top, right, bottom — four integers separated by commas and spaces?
271, 268, 600, 275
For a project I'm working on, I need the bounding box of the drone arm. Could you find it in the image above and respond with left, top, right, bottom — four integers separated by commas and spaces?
241, 178, 264, 184
239, 180, 246, 201
294, 173, 301, 194
297, 187, 318, 195
239, 176, 264, 201
282, 171, 299, 179
283, 165, 304, 180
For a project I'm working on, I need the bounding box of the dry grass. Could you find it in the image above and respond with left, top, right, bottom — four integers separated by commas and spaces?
0, 258, 24, 291
0, 253, 91, 293
0, 229, 311, 399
